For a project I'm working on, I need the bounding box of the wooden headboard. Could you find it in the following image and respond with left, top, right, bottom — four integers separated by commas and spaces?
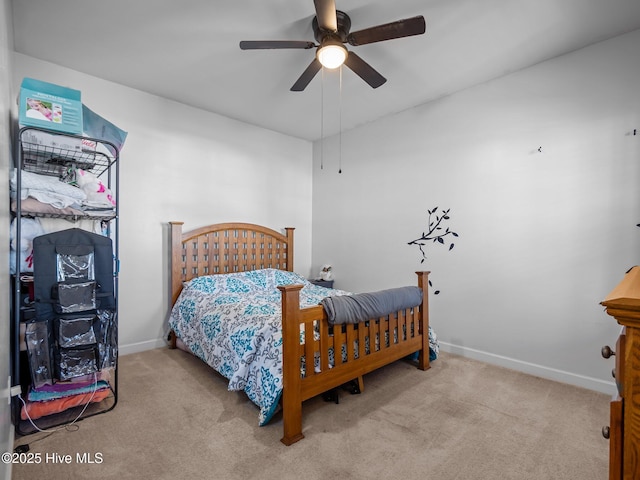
170, 222, 295, 305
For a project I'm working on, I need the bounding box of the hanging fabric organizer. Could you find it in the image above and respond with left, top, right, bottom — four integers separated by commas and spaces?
27, 229, 117, 387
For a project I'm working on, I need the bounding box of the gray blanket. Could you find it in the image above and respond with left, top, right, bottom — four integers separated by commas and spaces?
321, 286, 423, 325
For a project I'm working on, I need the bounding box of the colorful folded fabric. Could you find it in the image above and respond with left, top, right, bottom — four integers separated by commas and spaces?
21, 388, 111, 420
28, 380, 109, 401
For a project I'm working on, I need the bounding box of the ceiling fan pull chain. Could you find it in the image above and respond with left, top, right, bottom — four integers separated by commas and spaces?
320, 67, 325, 170
338, 65, 342, 174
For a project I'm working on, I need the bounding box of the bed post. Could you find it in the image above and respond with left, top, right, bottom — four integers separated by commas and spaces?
285, 227, 294, 272
416, 271, 431, 371
170, 222, 185, 304
168, 221, 184, 349
278, 283, 305, 445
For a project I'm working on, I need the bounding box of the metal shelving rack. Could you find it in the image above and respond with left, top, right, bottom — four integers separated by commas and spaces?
11, 126, 120, 435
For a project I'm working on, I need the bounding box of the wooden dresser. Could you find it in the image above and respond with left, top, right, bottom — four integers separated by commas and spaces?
601, 266, 640, 480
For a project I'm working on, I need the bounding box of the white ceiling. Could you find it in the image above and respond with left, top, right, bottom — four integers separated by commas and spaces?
10, 0, 640, 141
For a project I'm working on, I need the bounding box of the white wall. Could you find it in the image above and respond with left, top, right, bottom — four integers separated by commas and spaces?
0, 0, 13, 477
312, 29, 640, 393
11, 54, 314, 354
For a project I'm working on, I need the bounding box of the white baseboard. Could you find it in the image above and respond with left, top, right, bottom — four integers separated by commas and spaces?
119, 338, 167, 356
438, 341, 616, 395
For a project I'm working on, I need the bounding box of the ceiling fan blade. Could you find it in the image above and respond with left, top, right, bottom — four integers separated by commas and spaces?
344, 52, 386, 89
313, 0, 337, 32
347, 15, 426, 46
240, 40, 315, 50
290, 58, 322, 91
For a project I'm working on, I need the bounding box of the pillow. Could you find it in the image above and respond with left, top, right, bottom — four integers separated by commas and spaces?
183, 275, 221, 294
183, 269, 273, 295
273, 269, 309, 288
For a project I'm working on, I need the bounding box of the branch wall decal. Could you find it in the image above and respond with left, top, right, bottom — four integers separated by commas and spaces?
408, 206, 459, 294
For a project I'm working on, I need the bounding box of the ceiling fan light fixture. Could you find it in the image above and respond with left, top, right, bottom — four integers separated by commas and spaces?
317, 40, 347, 69
240, 4, 427, 91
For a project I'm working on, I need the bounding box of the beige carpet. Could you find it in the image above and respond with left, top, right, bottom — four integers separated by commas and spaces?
12, 348, 610, 480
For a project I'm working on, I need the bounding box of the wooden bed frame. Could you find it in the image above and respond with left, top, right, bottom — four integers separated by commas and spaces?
169, 221, 431, 445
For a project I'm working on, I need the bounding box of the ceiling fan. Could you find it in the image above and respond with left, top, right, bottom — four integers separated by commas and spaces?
239, 0, 426, 91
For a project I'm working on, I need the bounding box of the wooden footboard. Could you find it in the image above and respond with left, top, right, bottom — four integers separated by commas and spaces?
278, 271, 430, 445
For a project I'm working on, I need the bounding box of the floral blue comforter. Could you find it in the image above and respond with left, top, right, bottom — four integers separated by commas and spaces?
168, 268, 438, 425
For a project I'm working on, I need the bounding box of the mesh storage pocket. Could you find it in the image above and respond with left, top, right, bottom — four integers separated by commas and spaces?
53, 281, 97, 313
96, 310, 117, 370
57, 345, 99, 380
57, 251, 95, 281
57, 315, 97, 348
25, 319, 54, 389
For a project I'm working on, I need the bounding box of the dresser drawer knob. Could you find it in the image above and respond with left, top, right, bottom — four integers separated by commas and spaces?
601, 345, 615, 358
602, 426, 610, 439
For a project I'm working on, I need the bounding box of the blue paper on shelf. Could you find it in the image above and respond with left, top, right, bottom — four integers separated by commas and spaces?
19, 77, 83, 134
82, 104, 128, 152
